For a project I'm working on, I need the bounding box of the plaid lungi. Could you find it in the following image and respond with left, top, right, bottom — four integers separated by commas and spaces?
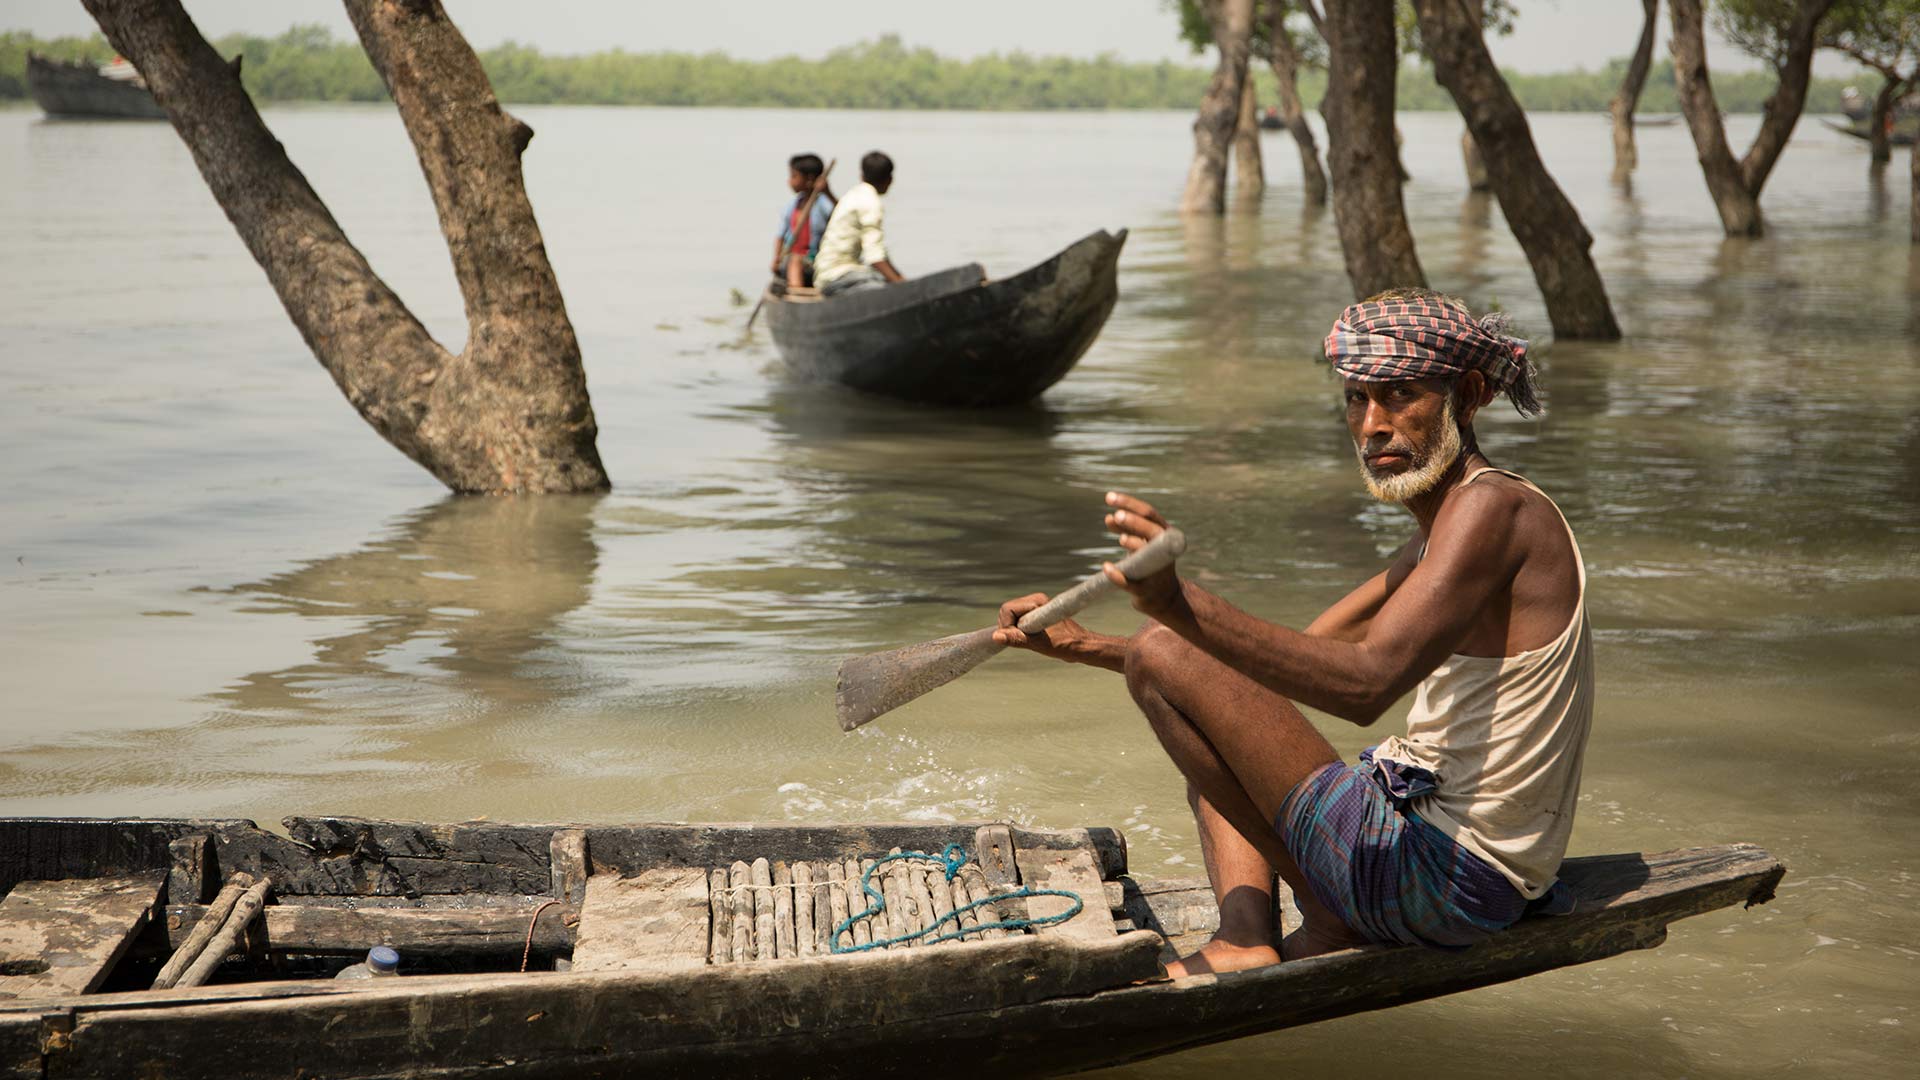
1276, 750, 1526, 948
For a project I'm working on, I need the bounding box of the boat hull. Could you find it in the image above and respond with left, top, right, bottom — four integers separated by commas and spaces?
1823, 116, 1918, 147
26, 54, 166, 120
763, 229, 1126, 407
0, 816, 1782, 1079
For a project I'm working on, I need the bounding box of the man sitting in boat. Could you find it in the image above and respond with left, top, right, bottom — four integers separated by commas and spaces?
772, 153, 835, 288
994, 290, 1591, 974
813, 151, 905, 297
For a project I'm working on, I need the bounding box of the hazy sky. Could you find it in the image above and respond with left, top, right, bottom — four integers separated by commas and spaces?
9, 1, 1855, 77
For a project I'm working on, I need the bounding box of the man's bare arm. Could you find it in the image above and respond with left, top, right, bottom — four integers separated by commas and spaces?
1106, 490, 1525, 725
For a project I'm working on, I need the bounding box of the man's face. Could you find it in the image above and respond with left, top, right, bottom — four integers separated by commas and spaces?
788, 168, 808, 193
1344, 377, 1463, 503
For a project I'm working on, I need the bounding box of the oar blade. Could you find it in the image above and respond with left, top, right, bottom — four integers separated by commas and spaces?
836, 627, 1004, 731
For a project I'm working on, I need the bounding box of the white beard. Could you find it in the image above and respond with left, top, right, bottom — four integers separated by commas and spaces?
1357, 399, 1463, 504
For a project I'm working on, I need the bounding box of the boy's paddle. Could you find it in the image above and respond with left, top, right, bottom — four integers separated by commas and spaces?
835, 528, 1187, 731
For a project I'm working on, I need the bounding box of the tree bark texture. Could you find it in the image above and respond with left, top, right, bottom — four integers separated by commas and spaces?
1322, 0, 1426, 296
1267, 2, 1328, 205
1869, 75, 1901, 164
1458, 0, 1488, 191
1668, 0, 1837, 238
1913, 114, 1920, 242
1460, 130, 1490, 191
1182, 0, 1255, 214
80, 0, 609, 494
1232, 73, 1266, 200
1414, 0, 1620, 339
1609, 0, 1659, 179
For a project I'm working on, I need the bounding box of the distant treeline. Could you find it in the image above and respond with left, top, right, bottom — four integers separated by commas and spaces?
0, 28, 1861, 114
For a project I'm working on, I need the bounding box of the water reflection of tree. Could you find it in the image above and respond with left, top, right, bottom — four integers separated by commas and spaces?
209, 496, 602, 714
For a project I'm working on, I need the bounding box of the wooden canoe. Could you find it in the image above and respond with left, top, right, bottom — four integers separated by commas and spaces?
761, 229, 1126, 407
25, 54, 167, 120
1821, 117, 1918, 147
0, 816, 1782, 1079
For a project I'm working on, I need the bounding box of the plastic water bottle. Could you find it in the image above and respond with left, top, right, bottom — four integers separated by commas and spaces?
334, 945, 401, 980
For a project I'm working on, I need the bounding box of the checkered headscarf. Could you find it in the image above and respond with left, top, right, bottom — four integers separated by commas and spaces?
1323, 296, 1536, 414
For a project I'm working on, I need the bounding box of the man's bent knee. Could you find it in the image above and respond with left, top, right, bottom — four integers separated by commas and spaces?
1123, 621, 1185, 703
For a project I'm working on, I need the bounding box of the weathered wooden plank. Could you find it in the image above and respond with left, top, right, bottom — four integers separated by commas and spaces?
749, 859, 774, 962
924, 867, 957, 941
905, 863, 940, 946
791, 862, 815, 958
824, 862, 850, 953
0, 819, 253, 897
37, 933, 1166, 1078
0, 1014, 41, 1080
706, 868, 730, 965
0, 873, 165, 1000
860, 858, 882, 946
770, 862, 795, 960
549, 830, 589, 907
957, 865, 1007, 939
1013, 845, 1114, 942
948, 868, 982, 940
1113, 875, 1219, 939
726, 861, 752, 965
883, 849, 913, 941
283, 818, 550, 896
0, 818, 1125, 904
580, 821, 1126, 879
974, 825, 1018, 889
571, 869, 709, 974
166, 834, 214, 907
846, 859, 873, 947
168, 897, 572, 959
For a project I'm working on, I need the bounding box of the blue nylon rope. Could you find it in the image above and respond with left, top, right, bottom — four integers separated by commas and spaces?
829, 842, 1085, 954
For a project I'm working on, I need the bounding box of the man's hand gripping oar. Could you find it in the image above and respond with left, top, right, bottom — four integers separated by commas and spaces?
835, 493, 1185, 731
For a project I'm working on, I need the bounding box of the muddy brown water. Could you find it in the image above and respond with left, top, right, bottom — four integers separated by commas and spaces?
1, 104, 1914, 1076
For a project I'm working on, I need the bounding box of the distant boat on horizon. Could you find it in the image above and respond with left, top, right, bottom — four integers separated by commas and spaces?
26, 52, 166, 120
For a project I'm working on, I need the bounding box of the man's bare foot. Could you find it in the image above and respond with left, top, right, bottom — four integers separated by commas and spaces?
1162, 935, 1282, 979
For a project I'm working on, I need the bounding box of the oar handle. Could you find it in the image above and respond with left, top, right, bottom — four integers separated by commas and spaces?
1014, 527, 1186, 634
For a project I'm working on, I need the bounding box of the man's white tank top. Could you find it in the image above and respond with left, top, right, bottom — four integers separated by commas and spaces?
1370, 467, 1595, 900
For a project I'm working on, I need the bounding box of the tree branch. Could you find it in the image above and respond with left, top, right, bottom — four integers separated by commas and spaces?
1740, 0, 1838, 196
79, 0, 449, 465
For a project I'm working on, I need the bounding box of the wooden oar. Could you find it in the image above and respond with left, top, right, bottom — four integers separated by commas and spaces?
746, 158, 836, 331
836, 528, 1187, 731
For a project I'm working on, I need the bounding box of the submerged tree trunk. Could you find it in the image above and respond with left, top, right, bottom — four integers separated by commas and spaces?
1869, 75, 1901, 164
1668, 0, 1837, 238
80, 0, 608, 494
1460, 131, 1490, 191
1323, 0, 1425, 296
1457, 0, 1489, 190
1182, 0, 1256, 214
1414, 0, 1620, 339
1232, 74, 1266, 200
1610, 0, 1659, 180
1268, 1, 1328, 206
